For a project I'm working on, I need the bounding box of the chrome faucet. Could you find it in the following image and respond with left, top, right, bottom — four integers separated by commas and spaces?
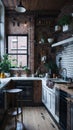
61, 68, 67, 80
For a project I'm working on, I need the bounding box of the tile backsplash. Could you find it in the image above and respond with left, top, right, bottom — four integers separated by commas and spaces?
56, 42, 73, 78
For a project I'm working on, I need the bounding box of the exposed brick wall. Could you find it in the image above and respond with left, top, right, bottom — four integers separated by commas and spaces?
5, 15, 35, 73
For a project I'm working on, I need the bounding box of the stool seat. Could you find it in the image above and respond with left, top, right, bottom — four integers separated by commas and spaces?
6, 88, 22, 93
6, 88, 23, 115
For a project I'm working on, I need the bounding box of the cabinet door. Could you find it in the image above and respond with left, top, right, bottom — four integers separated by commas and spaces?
0, 90, 5, 125
55, 88, 59, 122
59, 95, 67, 130
47, 90, 55, 115
34, 80, 42, 104
47, 91, 51, 111
51, 93, 55, 114
42, 87, 47, 104
71, 102, 73, 130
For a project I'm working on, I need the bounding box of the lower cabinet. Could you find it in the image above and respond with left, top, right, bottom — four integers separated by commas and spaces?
42, 86, 47, 105
33, 80, 42, 105
42, 85, 55, 118
71, 101, 73, 130
13, 80, 42, 106
0, 90, 5, 126
59, 90, 68, 130
42, 82, 60, 123
55, 87, 59, 122
67, 99, 73, 130
47, 90, 55, 115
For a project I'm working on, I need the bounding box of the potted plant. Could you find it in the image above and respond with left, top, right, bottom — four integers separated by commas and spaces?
23, 66, 31, 77
54, 25, 61, 32
58, 15, 72, 32
0, 54, 11, 77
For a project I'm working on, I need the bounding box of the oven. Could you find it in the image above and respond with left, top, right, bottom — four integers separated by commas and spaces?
71, 101, 73, 130
59, 90, 68, 130
55, 88, 59, 122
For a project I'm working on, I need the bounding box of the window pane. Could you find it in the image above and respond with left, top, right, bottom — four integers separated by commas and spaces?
18, 36, 27, 49
8, 36, 18, 53
9, 55, 18, 67
9, 55, 27, 67
18, 55, 27, 67
7, 35, 28, 67
8, 36, 27, 53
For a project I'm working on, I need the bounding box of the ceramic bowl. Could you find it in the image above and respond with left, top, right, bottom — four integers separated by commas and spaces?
47, 38, 54, 44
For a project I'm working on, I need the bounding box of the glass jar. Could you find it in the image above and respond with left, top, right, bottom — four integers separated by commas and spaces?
0, 72, 5, 78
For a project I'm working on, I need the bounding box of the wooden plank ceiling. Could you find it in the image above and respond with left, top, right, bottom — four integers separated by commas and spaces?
2, 0, 73, 12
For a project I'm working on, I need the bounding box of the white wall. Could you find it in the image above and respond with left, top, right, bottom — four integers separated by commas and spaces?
0, 0, 5, 57
56, 42, 73, 78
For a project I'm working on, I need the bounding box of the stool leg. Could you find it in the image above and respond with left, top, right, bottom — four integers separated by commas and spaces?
15, 116, 17, 130
21, 107, 23, 123
21, 99, 23, 123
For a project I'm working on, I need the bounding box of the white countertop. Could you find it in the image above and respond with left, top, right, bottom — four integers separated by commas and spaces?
0, 77, 44, 89
0, 76, 70, 89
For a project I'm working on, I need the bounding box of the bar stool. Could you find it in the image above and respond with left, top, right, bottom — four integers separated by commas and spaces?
6, 88, 23, 130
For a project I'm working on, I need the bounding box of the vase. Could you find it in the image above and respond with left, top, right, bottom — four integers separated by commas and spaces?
62, 25, 69, 32
4, 72, 10, 78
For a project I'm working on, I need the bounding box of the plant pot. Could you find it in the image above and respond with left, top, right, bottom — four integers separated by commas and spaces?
62, 24, 69, 32
24, 71, 30, 77
55, 25, 61, 32
4, 72, 10, 78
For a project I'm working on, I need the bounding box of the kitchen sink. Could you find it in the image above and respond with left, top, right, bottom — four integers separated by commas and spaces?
46, 78, 70, 89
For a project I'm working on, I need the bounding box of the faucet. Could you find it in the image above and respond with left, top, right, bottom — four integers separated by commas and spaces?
61, 68, 67, 80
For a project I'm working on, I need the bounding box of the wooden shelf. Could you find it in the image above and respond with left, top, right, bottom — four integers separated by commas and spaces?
52, 37, 73, 47
35, 43, 51, 46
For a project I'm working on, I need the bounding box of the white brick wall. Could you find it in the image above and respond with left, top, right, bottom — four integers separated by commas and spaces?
56, 42, 73, 78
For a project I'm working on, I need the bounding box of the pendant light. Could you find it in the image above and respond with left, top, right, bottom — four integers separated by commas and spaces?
15, 0, 26, 13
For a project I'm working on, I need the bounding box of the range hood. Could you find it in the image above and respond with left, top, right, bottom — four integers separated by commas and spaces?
52, 36, 73, 47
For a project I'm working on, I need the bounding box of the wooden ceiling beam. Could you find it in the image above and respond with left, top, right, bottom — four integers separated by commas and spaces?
5, 9, 60, 17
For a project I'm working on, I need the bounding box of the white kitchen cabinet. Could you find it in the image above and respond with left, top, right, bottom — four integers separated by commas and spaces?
47, 89, 55, 115
47, 90, 51, 110
42, 79, 55, 118
50, 92, 55, 114
42, 86, 47, 105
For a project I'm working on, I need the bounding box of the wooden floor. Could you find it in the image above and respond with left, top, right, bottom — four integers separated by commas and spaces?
3, 107, 60, 130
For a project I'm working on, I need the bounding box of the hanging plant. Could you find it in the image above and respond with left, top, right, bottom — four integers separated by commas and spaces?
58, 15, 72, 26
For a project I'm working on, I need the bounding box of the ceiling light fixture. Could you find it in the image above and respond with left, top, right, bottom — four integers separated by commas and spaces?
15, 0, 26, 13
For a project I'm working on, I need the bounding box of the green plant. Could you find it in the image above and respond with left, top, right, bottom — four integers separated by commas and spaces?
0, 54, 11, 72
11, 58, 18, 68
58, 15, 71, 26
23, 66, 31, 74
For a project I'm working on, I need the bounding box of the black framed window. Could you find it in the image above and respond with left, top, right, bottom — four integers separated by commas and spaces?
6, 35, 28, 67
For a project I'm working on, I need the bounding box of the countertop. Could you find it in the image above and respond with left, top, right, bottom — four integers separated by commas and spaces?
0, 77, 43, 89
43, 78, 73, 96
54, 83, 73, 96
0, 77, 73, 96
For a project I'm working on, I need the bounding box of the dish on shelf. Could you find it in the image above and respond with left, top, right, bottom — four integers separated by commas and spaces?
47, 38, 54, 44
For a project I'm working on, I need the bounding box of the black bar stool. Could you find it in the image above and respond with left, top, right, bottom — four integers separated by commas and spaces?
6, 88, 23, 130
